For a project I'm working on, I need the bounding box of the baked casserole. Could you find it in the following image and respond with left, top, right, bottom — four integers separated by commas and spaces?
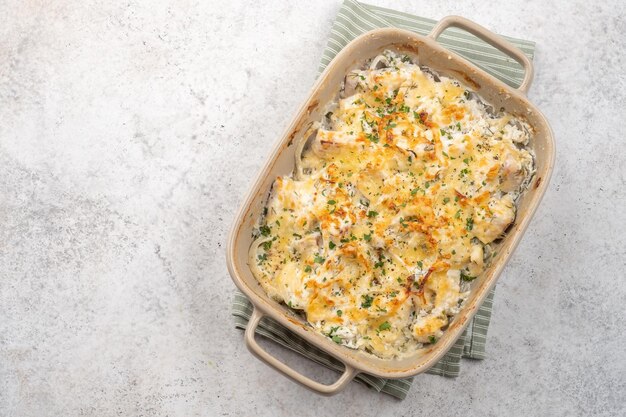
249, 50, 534, 359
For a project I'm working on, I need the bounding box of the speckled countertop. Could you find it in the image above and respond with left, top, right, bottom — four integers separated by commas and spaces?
0, 1, 624, 416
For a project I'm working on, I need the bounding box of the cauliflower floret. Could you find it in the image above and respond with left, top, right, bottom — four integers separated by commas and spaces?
500, 147, 533, 192
473, 194, 516, 244
467, 242, 484, 276
412, 312, 447, 343
272, 262, 307, 309
502, 123, 529, 145
311, 129, 355, 158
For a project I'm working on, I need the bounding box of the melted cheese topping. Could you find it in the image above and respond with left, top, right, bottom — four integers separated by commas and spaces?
250, 51, 534, 358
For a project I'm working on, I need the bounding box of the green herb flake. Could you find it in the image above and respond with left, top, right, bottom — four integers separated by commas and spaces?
314, 254, 325, 264
367, 210, 379, 218
379, 321, 391, 331
337, 310, 343, 317
361, 294, 374, 308
366, 133, 379, 143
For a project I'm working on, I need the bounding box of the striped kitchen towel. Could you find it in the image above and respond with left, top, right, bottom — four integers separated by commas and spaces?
232, 0, 535, 400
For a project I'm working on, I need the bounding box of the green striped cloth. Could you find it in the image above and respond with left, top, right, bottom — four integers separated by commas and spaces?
232, 0, 535, 400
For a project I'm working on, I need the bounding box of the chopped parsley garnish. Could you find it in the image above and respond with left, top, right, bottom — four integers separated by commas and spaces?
337, 310, 343, 317
366, 133, 379, 143
329, 241, 336, 250
259, 225, 271, 236
363, 232, 372, 242
443, 197, 450, 204
262, 240, 272, 251
314, 254, 325, 264
465, 217, 474, 231
361, 294, 374, 308
454, 209, 462, 219
378, 321, 391, 331
367, 210, 379, 218
332, 335, 342, 344
327, 199, 336, 205
304, 265, 312, 273
428, 335, 437, 344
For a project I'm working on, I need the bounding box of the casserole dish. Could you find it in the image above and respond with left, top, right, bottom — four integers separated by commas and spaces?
227, 15, 555, 395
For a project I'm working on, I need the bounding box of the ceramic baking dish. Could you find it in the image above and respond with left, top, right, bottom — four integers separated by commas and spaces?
226, 15, 555, 395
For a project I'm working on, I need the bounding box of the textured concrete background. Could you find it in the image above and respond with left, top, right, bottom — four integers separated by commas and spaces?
0, 1, 624, 416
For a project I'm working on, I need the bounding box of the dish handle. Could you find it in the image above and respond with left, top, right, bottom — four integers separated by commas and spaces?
428, 15, 534, 94
244, 307, 357, 396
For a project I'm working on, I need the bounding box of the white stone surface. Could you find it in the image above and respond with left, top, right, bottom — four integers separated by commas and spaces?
1, 1, 624, 416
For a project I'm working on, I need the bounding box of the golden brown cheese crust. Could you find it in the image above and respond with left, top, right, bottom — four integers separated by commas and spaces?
250, 51, 534, 358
